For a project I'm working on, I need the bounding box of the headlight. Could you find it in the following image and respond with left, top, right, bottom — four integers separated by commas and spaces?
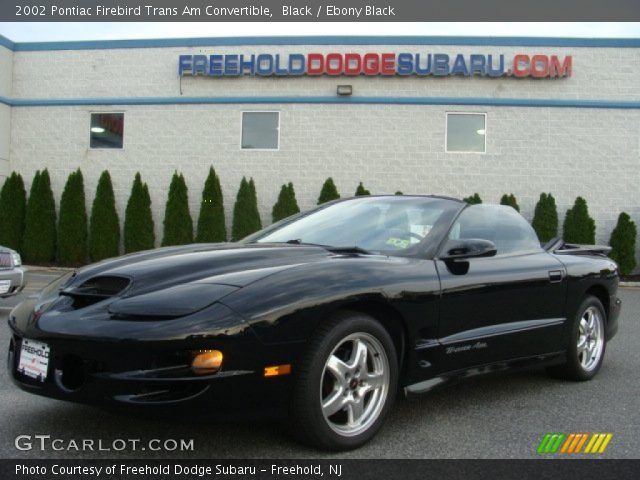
32, 272, 73, 316
11, 253, 21, 267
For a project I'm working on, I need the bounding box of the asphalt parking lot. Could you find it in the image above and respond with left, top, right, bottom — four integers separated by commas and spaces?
1, 269, 638, 459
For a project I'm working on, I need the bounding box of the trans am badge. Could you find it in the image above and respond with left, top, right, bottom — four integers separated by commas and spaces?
446, 341, 488, 354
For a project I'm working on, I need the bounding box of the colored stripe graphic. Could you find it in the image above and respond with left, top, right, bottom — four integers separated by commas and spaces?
537, 434, 552, 454
598, 434, 614, 453
537, 433, 565, 454
584, 433, 613, 454
574, 433, 590, 453
540, 433, 613, 454
565, 433, 589, 453
560, 433, 575, 453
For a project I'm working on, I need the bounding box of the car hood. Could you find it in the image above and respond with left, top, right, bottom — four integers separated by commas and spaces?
54, 243, 332, 319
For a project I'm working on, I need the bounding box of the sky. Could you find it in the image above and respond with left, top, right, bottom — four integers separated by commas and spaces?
0, 22, 639, 42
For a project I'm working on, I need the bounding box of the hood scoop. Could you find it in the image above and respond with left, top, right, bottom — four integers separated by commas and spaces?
60, 275, 130, 309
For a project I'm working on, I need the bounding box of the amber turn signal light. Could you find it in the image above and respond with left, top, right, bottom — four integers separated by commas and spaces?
191, 350, 223, 374
264, 364, 291, 377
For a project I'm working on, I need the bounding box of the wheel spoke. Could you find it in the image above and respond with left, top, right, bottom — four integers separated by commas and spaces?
326, 354, 350, 383
349, 399, 364, 425
322, 388, 347, 417
346, 403, 355, 426
584, 309, 591, 322
577, 335, 587, 353
579, 318, 588, 334
363, 370, 385, 390
582, 343, 591, 364
349, 338, 368, 371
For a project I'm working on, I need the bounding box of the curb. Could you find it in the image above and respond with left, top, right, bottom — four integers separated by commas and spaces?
22, 265, 75, 273
620, 282, 640, 288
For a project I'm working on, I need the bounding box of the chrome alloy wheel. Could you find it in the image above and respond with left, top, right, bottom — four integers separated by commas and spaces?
320, 332, 390, 437
578, 306, 604, 372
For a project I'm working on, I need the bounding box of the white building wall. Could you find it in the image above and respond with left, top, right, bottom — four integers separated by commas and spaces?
0, 43, 12, 181
9, 103, 640, 250
9, 45, 640, 101
4, 41, 640, 255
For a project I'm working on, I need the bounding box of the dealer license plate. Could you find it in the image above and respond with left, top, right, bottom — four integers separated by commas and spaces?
18, 339, 50, 382
0, 280, 10, 295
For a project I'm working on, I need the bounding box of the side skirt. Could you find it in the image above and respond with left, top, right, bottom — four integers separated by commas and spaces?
403, 351, 566, 396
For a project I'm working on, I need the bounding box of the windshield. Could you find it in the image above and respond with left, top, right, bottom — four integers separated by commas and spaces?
245, 196, 462, 255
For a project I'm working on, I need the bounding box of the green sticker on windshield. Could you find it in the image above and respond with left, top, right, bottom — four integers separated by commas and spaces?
386, 237, 410, 249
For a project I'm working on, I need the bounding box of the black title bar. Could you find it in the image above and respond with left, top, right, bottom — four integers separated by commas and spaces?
3, 0, 640, 22
3, 459, 640, 480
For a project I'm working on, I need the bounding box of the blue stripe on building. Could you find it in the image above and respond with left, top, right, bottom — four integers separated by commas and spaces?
0, 35, 639, 52
1, 95, 639, 109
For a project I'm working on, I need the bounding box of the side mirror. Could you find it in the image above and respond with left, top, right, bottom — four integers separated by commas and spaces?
440, 238, 497, 261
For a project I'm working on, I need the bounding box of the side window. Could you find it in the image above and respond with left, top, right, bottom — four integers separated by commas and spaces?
449, 205, 541, 255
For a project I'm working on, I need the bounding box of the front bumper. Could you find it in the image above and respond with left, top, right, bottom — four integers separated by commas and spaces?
7, 301, 302, 419
0, 267, 25, 297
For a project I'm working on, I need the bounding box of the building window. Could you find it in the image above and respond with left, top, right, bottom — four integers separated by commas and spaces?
445, 113, 486, 153
90, 113, 124, 149
241, 112, 279, 150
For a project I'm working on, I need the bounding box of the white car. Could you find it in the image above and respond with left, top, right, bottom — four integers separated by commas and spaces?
0, 246, 25, 298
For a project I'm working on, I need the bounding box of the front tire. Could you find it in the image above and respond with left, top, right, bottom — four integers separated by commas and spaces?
547, 295, 607, 381
290, 311, 398, 450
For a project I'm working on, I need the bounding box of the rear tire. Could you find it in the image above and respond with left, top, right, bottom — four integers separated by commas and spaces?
290, 311, 398, 450
547, 295, 607, 381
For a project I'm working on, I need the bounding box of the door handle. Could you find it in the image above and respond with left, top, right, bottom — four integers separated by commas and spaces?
548, 270, 564, 283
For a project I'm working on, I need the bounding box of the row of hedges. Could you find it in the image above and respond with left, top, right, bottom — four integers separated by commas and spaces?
0, 171, 371, 267
0, 171, 637, 273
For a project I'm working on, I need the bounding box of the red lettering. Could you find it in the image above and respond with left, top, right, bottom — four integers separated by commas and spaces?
513, 54, 530, 77
549, 55, 572, 77
306, 53, 324, 75
363, 53, 380, 75
380, 53, 395, 75
344, 53, 362, 75
530, 55, 549, 78
325, 53, 343, 75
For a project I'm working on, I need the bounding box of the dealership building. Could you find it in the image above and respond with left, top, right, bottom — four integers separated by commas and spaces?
0, 34, 638, 249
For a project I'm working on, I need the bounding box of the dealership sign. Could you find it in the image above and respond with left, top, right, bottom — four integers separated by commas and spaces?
178, 53, 572, 78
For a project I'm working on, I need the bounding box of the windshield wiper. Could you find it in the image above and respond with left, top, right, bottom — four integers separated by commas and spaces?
284, 239, 332, 248
283, 240, 371, 255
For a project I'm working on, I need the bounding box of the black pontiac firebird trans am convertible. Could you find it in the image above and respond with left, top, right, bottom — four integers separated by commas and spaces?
8, 196, 621, 450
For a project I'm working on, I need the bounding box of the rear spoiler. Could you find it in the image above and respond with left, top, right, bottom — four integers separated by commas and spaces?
543, 237, 611, 256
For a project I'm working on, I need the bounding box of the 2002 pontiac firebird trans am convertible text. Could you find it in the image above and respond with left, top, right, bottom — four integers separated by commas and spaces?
8, 196, 621, 450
